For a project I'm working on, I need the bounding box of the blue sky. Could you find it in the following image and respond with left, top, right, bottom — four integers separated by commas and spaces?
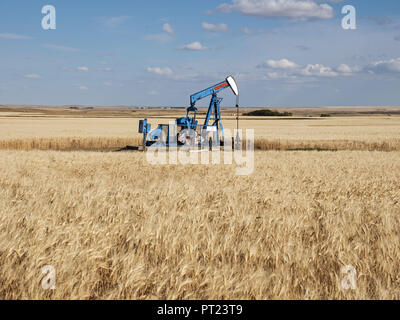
0, 0, 399, 107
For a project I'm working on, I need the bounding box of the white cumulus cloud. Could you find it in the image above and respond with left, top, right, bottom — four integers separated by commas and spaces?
336, 64, 360, 75
258, 58, 355, 79
261, 58, 300, 69
217, 0, 334, 21
178, 41, 208, 51
369, 58, 400, 74
300, 64, 338, 77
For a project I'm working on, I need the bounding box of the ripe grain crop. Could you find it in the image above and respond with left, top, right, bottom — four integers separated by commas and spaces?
0, 150, 399, 299
1, 137, 400, 152
252, 138, 400, 151
0, 137, 142, 151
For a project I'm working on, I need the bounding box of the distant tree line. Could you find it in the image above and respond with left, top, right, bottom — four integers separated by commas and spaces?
243, 109, 293, 117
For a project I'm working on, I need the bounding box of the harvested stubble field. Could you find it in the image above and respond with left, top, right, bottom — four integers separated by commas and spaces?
0, 110, 400, 299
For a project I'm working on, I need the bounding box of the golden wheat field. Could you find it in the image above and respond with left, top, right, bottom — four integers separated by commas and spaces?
0, 110, 400, 299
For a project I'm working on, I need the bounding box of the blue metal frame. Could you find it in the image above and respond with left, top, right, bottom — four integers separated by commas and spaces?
203, 94, 224, 144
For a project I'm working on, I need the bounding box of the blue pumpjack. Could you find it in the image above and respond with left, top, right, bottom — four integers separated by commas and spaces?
138, 75, 239, 150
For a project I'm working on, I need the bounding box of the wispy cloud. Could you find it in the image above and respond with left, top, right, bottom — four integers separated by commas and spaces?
76, 66, 89, 72
24, 74, 41, 79
103, 16, 131, 27
44, 44, 81, 52
145, 33, 172, 44
296, 45, 311, 51
0, 33, 33, 40
240, 27, 272, 35
241, 27, 255, 35
163, 23, 174, 35
202, 22, 229, 32
148, 90, 159, 96
147, 67, 173, 75
367, 16, 393, 26
145, 23, 174, 43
